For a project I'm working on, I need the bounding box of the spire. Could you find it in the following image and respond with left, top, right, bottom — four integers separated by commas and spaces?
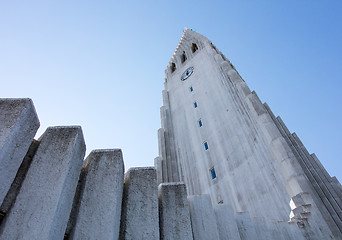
165, 29, 211, 76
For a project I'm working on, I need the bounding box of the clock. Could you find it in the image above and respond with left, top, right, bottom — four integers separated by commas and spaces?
181, 67, 194, 81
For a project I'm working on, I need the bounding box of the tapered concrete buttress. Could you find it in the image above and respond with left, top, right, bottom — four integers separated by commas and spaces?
188, 194, 219, 240
119, 167, 159, 240
0, 98, 39, 205
158, 182, 193, 240
68, 149, 124, 239
0, 126, 85, 240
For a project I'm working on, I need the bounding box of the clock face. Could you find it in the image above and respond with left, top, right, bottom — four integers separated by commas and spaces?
181, 67, 194, 81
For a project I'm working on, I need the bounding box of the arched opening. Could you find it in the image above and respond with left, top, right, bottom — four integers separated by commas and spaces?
191, 43, 198, 53
171, 62, 176, 73
181, 51, 187, 63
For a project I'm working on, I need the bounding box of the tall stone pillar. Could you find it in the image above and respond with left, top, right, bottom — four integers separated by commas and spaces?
0, 98, 39, 205
68, 149, 124, 239
158, 182, 193, 240
119, 167, 159, 240
0, 126, 85, 240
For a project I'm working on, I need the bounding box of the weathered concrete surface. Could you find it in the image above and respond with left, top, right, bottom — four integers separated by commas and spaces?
214, 203, 241, 240
188, 194, 219, 240
235, 212, 259, 240
0, 126, 85, 240
0, 140, 40, 223
0, 98, 39, 205
158, 182, 193, 240
68, 149, 124, 240
119, 167, 159, 240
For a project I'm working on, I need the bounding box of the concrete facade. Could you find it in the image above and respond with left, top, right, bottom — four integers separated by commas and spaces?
156, 29, 342, 239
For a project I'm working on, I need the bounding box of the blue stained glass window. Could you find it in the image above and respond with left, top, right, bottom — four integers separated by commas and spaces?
190, 86, 193, 92
194, 102, 198, 108
198, 119, 202, 127
210, 168, 216, 179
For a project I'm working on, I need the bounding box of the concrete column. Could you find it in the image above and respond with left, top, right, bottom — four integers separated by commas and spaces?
0, 98, 40, 205
0, 126, 85, 240
0, 140, 40, 220
119, 167, 159, 240
188, 194, 219, 240
158, 182, 193, 240
154, 157, 163, 185
214, 203, 241, 240
68, 149, 124, 240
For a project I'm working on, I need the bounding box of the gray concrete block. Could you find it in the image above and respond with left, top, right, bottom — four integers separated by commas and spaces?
214, 203, 241, 240
0, 126, 85, 240
188, 194, 219, 240
0, 98, 40, 205
119, 167, 159, 240
158, 182, 193, 240
69, 149, 124, 240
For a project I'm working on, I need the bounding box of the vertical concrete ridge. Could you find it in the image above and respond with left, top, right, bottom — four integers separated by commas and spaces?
0, 98, 40, 205
67, 149, 124, 240
0, 126, 85, 240
247, 91, 267, 116
158, 182, 193, 240
120, 167, 159, 240
290, 133, 342, 232
274, 116, 342, 236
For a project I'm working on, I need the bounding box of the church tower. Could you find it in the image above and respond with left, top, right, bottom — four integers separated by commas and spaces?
155, 29, 342, 239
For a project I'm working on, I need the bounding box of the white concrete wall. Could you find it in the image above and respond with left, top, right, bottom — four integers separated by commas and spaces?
214, 203, 241, 240
188, 194, 219, 240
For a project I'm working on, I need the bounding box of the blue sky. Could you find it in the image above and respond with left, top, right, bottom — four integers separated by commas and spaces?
1, 1, 341, 181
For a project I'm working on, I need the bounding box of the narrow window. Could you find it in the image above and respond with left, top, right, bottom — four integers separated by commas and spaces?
191, 43, 198, 53
171, 62, 176, 73
204, 141, 208, 150
198, 119, 202, 127
190, 86, 193, 92
181, 51, 187, 63
194, 101, 198, 108
210, 167, 216, 179
218, 200, 223, 204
